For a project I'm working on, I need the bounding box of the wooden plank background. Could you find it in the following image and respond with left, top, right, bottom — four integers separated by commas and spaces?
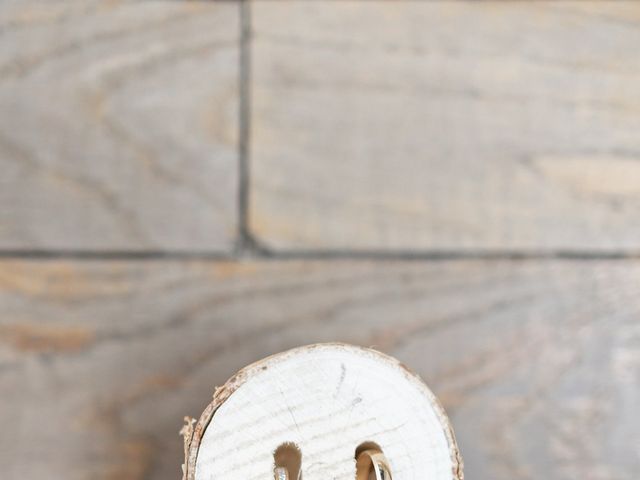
0, 1, 239, 251
1, 2, 639, 480
250, 1, 640, 252
2, 260, 639, 480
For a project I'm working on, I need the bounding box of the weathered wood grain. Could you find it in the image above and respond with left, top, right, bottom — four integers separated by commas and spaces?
0, 1, 239, 251
249, 1, 640, 251
1, 259, 638, 479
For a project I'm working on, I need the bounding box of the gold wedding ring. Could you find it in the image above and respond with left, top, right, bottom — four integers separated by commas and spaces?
274, 466, 291, 480
274, 447, 392, 480
356, 448, 393, 480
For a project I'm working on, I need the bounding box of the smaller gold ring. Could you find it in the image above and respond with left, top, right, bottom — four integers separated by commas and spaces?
274, 467, 289, 480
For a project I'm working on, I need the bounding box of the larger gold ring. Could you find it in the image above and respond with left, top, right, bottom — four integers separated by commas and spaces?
356, 448, 393, 480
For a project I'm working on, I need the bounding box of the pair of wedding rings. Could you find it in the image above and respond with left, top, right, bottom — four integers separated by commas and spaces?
274, 448, 392, 480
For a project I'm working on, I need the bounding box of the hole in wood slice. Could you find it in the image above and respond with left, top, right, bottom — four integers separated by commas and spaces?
274, 442, 302, 480
355, 441, 382, 461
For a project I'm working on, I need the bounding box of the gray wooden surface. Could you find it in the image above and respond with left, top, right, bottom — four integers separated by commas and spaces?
1, 2, 639, 480
1, 260, 638, 479
250, 1, 640, 251
0, 1, 239, 251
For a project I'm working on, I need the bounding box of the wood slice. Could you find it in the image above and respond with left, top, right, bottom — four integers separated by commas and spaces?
182, 343, 463, 480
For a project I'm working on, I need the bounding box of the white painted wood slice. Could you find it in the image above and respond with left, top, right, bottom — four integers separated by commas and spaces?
182, 343, 463, 480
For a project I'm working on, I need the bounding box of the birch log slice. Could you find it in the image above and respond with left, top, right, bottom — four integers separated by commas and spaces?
183, 343, 463, 480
